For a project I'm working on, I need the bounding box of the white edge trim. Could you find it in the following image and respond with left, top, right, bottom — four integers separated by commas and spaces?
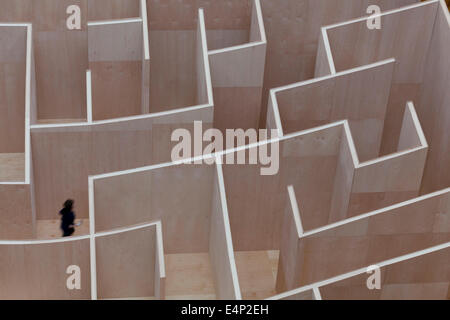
407, 101, 428, 148
216, 159, 242, 300
156, 221, 166, 279
198, 9, 214, 106
287, 185, 304, 237
321, 27, 336, 74
254, 0, 267, 43
23, 24, 33, 184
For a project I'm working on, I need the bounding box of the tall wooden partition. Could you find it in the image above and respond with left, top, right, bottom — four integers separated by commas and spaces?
88, 19, 148, 120
208, 0, 267, 132
258, 0, 418, 127
277, 187, 450, 291
324, 0, 450, 194
269, 60, 395, 161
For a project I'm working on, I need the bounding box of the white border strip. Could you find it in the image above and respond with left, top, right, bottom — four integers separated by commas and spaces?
30, 103, 212, 129
301, 187, 450, 238
323, 0, 440, 31
269, 89, 284, 137
216, 159, 242, 300
140, 0, 150, 60
155, 221, 166, 279
321, 27, 336, 74
87, 17, 142, 26
407, 101, 428, 148
287, 185, 304, 237
198, 9, 214, 106
86, 70, 93, 123
271, 58, 395, 93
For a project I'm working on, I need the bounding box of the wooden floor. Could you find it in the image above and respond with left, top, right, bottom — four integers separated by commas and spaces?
36, 219, 90, 239
165, 253, 217, 300
0, 153, 25, 182
164, 250, 280, 300
235, 250, 279, 299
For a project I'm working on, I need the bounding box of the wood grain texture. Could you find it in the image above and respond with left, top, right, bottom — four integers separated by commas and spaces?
0, 26, 26, 153
96, 226, 157, 299
32, 107, 213, 220
325, 1, 438, 156
0, 239, 91, 299
418, 0, 450, 194
320, 246, 450, 300
258, 0, 418, 128
88, 21, 144, 120
277, 191, 450, 290
93, 164, 215, 253
274, 61, 394, 162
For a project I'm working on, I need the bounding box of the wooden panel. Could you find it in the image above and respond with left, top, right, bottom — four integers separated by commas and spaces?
147, 0, 252, 31
328, 127, 356, 223
88, 0, 140, 20
320, 246, 450, 300
278, 191, 450, 289
223, 125, 342, 250
0, 26, 26, 153
93, 164, 214, 253
418, 1, 450, 193
32, 0, 88, 120
31, 107, 213, 220
0, 184, 33, 239
88, 21, 144, 120
275, 61, 394, 161
0, 238, 91, 299
349, 149, 427, 217
259, 0, 418, 127
209, 167, 239, 299
325, 2, 438, 155
96, 226, 156, 299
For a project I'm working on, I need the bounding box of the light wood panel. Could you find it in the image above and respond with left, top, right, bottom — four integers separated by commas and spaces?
320, 245, 450, 300
31, 106, 213, 220
93, 164, 215, 253
277, 189, 450, 291
0, 26, 26, 153
88, 20, 145, 120
0, 184, 33, 239
0, 238, 91, 299
258, 0, 418, 127
273, 60, 395, 161
88, 0, 140, 20
324, 1, 438, 156
417, 0, 450, 194
96, 226, 157, 299
33, 0, 89, 120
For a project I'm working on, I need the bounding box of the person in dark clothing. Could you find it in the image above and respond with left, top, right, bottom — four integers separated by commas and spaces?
60, 199, 76, 237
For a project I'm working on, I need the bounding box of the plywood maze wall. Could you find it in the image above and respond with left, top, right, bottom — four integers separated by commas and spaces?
0, 0, 448, 300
